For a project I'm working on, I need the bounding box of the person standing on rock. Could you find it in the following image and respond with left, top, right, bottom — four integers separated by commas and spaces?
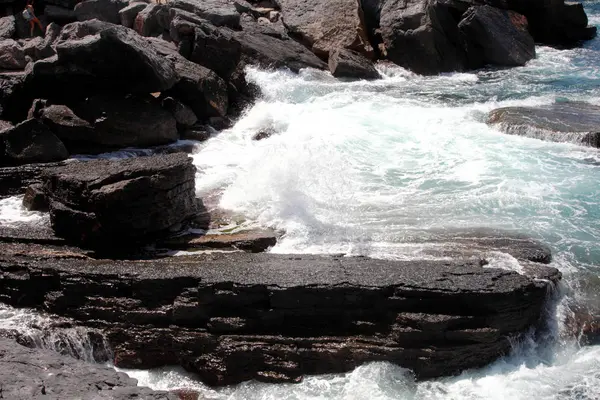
22, 0, 43, 37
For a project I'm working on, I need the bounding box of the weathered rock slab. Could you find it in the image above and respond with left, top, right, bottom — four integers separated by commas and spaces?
488, 101, 600, 147
0, 337, 177, 399
0, 240, 560, 386
43, 153, 198, 247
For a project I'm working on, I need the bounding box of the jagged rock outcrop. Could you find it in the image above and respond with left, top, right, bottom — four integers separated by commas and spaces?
0, 235, 560, 386
42, 153, 198, 247
0, 119, 68, 167
379, 0, 466, 75
459, 5, 535, 68
170, 0, 241, 28
0, 337, 177, 399
328, 48, 380, 80
488, 101, 600, 147
119, 2, 148, 28
0, 160, 67, 197
275, 0, 373, 58
27, 24, 179, 99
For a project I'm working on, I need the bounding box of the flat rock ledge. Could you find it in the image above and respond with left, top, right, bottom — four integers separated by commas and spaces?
0, 337, 177, 399
0, 240, 560, 386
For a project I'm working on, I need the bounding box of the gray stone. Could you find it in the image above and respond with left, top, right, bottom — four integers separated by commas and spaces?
459, 5, 535, 68
0, 39, 27, 70
0, 15, 16, 40
487, 101, 600, 147
0, 338, 177, 399
43, 153, 197, 247
328, 48, 380, 80
119, 2, 148, 28
162, 96, 198, 127
276, 0, 373, 58
0, 119, 68, 167
22, 183, 48, 211
169, 0, 241, 28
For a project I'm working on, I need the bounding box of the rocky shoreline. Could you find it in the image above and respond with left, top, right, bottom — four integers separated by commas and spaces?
0, 0, 597, 395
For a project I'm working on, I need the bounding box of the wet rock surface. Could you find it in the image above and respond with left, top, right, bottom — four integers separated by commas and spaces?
488, 101, 600, 147
0, 233, 560, 386
0, 337, 177, 399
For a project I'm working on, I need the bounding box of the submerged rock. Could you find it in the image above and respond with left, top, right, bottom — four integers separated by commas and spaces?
487, 102, 600, 147
43, 153, 198, 248
0, 237, 560, 386
0, 337, 177, 399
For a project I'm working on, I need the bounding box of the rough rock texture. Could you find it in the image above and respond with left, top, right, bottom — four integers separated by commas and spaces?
38, 96, 178, 154
0, 119, 68, 167
0, 39, 27, 70
0, 241, 560, 386
163, 96, 198, 127
134, 3, 167, 37
28, 24, 179, 98
43, 153, 198, 247
167, 58, 229, 119
170, 0, 241, 28
328, 48, 380, 79
233, 27, 327, 71
119, 2, 148, 28
22, 183, 48, 211
19, 23, 61, 62
459, 6, 535, 68
75, 0, 128, 24
0, 338, 177, 399
379, 0, 466, 75
275, 0, 373, 58
189, 20, 242, 79
487, 101, 600, 147
0, 15, 16, 40
503, 0, 597, 45
0, 161, 67, 197
160, 230, 278, 252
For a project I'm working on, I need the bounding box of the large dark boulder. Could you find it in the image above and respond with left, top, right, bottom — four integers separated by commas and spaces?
488, 101, 600, 147
56, 19, 115, 41
504, 0, 597, 45
189, 20, 242, 79
27, 24, 179, 98
74, 0, 128, 24
459, 5, 535, 68
134, 3, 169, 37
0, 119, 68, 167
0, 39, 26, 70
379, 0, 466, 75
0, 15, 15, 40
328, 48, 380, 80
234, 28, 327, 71
43, 153, 198, 247
0, 338, 177, 399
166, 58, 229, 119
169, 0, 241, 28
45, 5, 78, 24
275, 0, 373, 58
61, 95, 177, 152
